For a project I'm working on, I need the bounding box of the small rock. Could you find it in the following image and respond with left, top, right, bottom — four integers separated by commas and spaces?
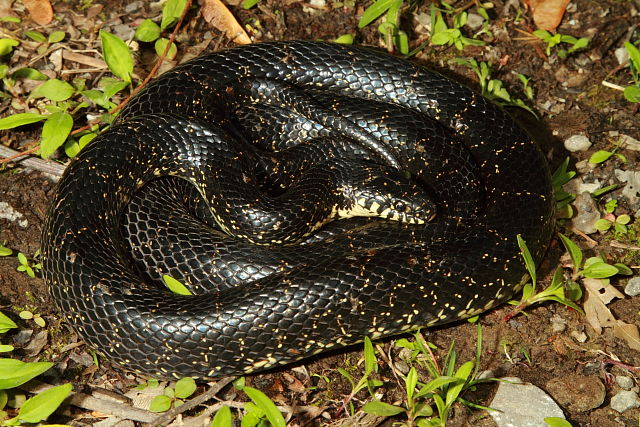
0, 202, 28, 228
465, 13, 484, 30
614, 170, 640, 209
625, 277, 640, 297
546, 374, 605, 412
550, 314, 567, 332
610, 390, 640, 413
302, 0, 325, 13
571, 192, 601, 234
125, 1, 144, 13
564, 134, 592, 152
112, 23, 135, 41
616, 375, 634, 390
489, 377, 566, 427
615, 47, 630, 65
611, 132, 640, 151
571, 330, 588, 343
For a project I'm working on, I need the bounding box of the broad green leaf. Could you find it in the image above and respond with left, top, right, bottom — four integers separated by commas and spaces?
358, 0, 398, 28
40, 112, 73, 159
588, 150, 613, 164
0, 39, 18, 56
211, 405, 232, 427
134, 19, 161, 42
65, 132, 96, 158
544, 416, 573, 427
624, 86, 640, 103
8, 383, 71, 424
582, 262, 619, 279
17, 252, 27, 266
242, 0, 260, 9
616, 214, 631, 225
243, 386, 286, 427
100, 30, 133, 84
154, 38, 178, 60
161, 0, 188, 30
405, 367, 417, 401
334, 34, 354, 44
362, 401, 405, 416
363, 336, 376, 375
614, 263, 633, 275
0, 245, 12, 256
0, 312, 17, 333
557, 233, 582, 271
149, 395, 172, 412
163, 275, 192, 295
0, 359, 53, 389
625, 42, 640, 68
0, 113, 47, 130
24, 31, 46, 42
12, 67, 48, 80
594, 219, 612, 231
31, 78, 75, 101
174, 377, 196, 399
415, 376, 460, 398
48, 31, 66, 43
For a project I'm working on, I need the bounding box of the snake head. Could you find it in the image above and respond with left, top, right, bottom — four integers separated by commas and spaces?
342, 167, 436, 225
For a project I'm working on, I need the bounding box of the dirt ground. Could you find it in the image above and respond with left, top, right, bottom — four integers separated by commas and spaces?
1, 0, 640, 426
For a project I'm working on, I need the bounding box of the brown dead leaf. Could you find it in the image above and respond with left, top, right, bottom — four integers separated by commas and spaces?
199, 0, 251, 45
583, 278, 623, 334
22, 0, 53, 25
613, 320, 640, 352
524, 0, 571, 32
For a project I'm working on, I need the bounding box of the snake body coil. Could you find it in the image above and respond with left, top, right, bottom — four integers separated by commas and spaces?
42, 41, 554, 379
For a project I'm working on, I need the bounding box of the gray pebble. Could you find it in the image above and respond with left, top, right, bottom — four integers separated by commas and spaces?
564, 134, 592, 152
616, 375, 634, 390
625, 277, 640, 297
610, 390, 640, 413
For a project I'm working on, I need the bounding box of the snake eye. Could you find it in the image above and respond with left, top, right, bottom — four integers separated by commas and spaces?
394, 202, 406, 212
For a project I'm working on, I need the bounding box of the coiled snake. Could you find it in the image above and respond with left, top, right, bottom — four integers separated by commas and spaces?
41, 41, 554, 379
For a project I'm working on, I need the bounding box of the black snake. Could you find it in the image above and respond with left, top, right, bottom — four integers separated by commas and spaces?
41, 41, 554, 379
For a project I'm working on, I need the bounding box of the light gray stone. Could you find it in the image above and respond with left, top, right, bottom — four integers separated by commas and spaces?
625, 277, 640, 297
564, 134, 592, 152
571, 192, 601, 234
610, 390, 640, 413
615, 375, 634, 390
490, 377, 565, 427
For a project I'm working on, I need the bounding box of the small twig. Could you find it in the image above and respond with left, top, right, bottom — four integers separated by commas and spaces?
0, 145, 66, 177
144, 376, 236, 427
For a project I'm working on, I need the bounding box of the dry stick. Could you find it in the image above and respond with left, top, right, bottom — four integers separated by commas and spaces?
144, 376, 236, 427
0, 0, 193, 165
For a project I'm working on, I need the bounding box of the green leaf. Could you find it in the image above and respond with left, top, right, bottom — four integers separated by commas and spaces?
334, 34, 355, 44
48, 31, 66, 43
12, 67, 48, 80
161, 0, 188, 30
0, 344, 14, 352
588, 150, 613, 164
134, 19, 161, 42
415, 376, 460, 398
8, 383, 71, 424
623, 86, 640, 103
17, 252, 27, 266
162, 275, 192, 295
154, 38, 178, 60
0, 113, 46, 130
242, 0, 260, 8
0, 359, 53, 389
358, 0, 398, 28
0, 312, 17, 333
363, 336, 376, 375
0, 245, 11, 256
544, 416, 573, 427
405, 367, 417, 401
614, 263, 633, 275
211, 405, 232, 427
582, 262, 619, 279
0, 39, 19, 56
40, 112, 73, 159
0, 16, 20, 23
243, 386, 286, 427
557, 233, 583, 271
100, 30, 133, 84
24, 31, 46, 42
174, 377, 196, 399
31, 78, 75, 102
362, 401, 405, 416
149, 394, 172, 412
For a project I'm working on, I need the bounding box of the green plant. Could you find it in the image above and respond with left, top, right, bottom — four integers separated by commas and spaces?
15, 251, 41, 279
452, 58, 536, 115
149, 377, 197, 412
133, 0, 187, 59
232, 377, 286, 427
589, 141, 627, 165
622, 41, 640, 103
551, 157, 576, 219
23, 30, 66, 55
596, 213, 632, 235
559, 233, 632, 281
507, 235, 583, 319
358, 0, 409, 54
363, 326, 495, 426
429, 4, 485, 51
0, 311, 73, 425
337, 336, 383, 415
533, 29, 588, 57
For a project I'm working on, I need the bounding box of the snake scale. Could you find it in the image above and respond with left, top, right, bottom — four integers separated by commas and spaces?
41, 41, 554, 379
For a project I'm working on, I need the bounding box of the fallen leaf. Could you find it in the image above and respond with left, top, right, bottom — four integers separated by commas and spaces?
199, 0, 251, 45
524, 0, 571, 32
583, 278, 622, 334
22, 0, 53, 25
613, 320, 640, 352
